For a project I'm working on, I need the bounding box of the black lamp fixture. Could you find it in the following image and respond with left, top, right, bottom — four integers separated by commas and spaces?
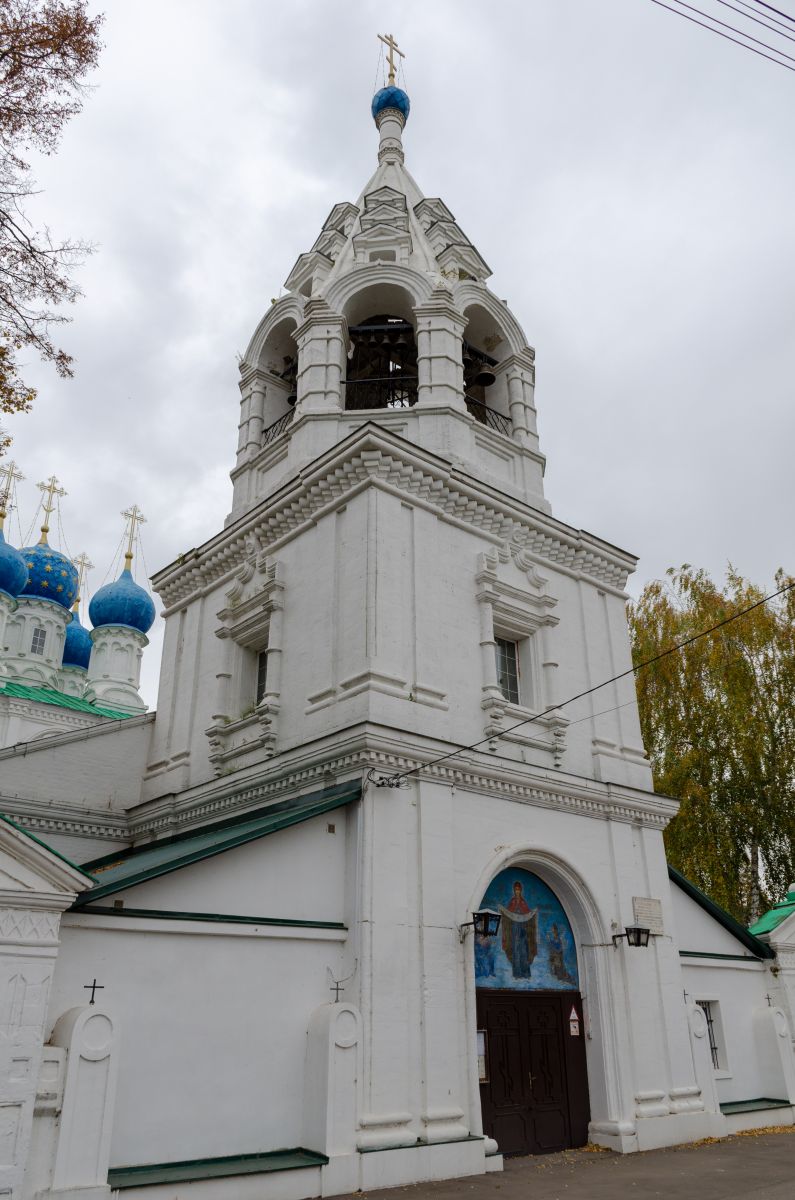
612, 925, 652, 948
459, 910, 502, 942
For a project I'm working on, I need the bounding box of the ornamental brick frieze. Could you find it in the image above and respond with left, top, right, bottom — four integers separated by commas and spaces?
153, 432, 635, 612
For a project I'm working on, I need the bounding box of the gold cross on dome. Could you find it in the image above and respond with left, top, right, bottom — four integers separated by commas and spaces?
0, 459, 23, 528
122, 504, 146, 569
378, 32, 405, 86
72, 551, 94, 608
36, 474, 66, 544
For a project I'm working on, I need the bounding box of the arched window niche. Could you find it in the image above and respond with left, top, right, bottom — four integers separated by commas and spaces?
342, 282, 418, 413
254, 315, 299, 447
462, 303, 514, 438
475, 866, 579, 991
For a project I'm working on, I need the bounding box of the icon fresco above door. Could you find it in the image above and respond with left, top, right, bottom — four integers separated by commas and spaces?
475, 867, 579, 991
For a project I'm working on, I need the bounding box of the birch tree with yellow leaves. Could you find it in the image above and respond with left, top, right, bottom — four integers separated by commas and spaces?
629, 566, 795, 925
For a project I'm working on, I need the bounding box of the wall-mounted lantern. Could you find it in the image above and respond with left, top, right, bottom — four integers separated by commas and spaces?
612, 925, 652, 948
459, 910, 502, 943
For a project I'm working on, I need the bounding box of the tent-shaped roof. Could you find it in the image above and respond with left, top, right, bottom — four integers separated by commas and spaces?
72, 780, 361, 906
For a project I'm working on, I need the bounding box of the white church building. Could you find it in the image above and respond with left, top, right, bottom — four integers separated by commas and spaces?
2, 48, 795, 1200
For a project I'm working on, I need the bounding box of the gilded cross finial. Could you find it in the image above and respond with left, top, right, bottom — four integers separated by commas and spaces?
0, 460, 23, 530
121, 504, 146, 570
36, 475, 66, 544
72, 551, 94, 611
378, 32, 405, 86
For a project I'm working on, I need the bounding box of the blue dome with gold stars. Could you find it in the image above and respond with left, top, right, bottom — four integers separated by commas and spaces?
372, 85, 410, 123
19, 542, 78, 609
63, 610, 92, 670
89, 568, 155, 634
0, 530, 28, 599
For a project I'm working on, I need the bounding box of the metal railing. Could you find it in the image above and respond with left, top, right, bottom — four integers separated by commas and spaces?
344, 376, 418, 411
261, 409, 295, 447
465, 394, 512, 437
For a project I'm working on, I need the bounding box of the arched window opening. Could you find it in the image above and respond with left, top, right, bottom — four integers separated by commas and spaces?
345, 315, 417, 411
463, 340, 509, 436
258, 316, 299, 446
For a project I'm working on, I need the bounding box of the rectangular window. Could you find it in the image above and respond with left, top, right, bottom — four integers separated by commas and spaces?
256, 649, 269, 704
494, 636, 520, 704
30, 627, 46, 656
696, 1000, 721, 1070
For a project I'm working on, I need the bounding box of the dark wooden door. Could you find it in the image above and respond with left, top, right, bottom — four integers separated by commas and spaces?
477, 990, 589, 1156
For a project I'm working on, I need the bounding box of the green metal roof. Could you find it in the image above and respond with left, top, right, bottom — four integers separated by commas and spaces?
668, 864, 775, 959
108, 1148, 328, 1190
748, 887, 795, 938
72, 779, 361, 906
0, 680, 135, 721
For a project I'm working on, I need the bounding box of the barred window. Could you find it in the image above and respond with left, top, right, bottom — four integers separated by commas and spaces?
696, 1000, 721, 1070
494, 636, 520, 705
30, 627, 46, 656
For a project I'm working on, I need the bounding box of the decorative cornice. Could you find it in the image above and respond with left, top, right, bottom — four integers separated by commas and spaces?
152, 426, 636, 613
126, 726, 676, 843
1, 800, 129, 842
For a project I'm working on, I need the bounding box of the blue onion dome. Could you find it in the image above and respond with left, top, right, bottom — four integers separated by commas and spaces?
20, 541, 78, 609
372, 85, 410, 123
63, 609, 92, 670
89, 568, 155, 634
0, 529, 29, 599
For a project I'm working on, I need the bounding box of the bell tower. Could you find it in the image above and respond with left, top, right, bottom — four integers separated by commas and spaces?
227, 49, 547, 532
148, 43, 649, 806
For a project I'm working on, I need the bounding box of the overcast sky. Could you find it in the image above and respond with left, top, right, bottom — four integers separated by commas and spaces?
4, 0, 794, 707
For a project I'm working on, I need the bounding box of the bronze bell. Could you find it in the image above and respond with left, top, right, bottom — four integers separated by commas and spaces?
473, 364, 497, 387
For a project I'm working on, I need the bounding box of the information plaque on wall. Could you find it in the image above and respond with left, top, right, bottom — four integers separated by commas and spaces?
632, 896, 664, 935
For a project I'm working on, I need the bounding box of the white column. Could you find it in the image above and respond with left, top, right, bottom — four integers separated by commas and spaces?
414, 290, 467, 412
44, 1005, 119, 1199
294, 299, 348, 415
375, 107, 406, 165
303, 1003, 361, 1196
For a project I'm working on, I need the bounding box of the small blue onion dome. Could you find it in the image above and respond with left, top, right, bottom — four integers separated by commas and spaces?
20, 542, 78, 609
372, 85, 410, 123
89, 568, 155, 634
63, 610, 92, 670
0, 529, 29, 599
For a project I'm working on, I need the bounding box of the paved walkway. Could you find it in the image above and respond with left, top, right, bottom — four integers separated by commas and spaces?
346, 1129, 795, 1200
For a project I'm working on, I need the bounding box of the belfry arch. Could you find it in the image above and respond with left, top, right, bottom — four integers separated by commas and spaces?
339, 279, 420, 412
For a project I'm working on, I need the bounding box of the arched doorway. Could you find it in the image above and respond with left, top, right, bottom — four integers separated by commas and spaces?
475, 866, 590, 1156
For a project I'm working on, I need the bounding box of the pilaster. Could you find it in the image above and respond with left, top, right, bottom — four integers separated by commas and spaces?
415, 289, 467, 412
294, 299, 349, 415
